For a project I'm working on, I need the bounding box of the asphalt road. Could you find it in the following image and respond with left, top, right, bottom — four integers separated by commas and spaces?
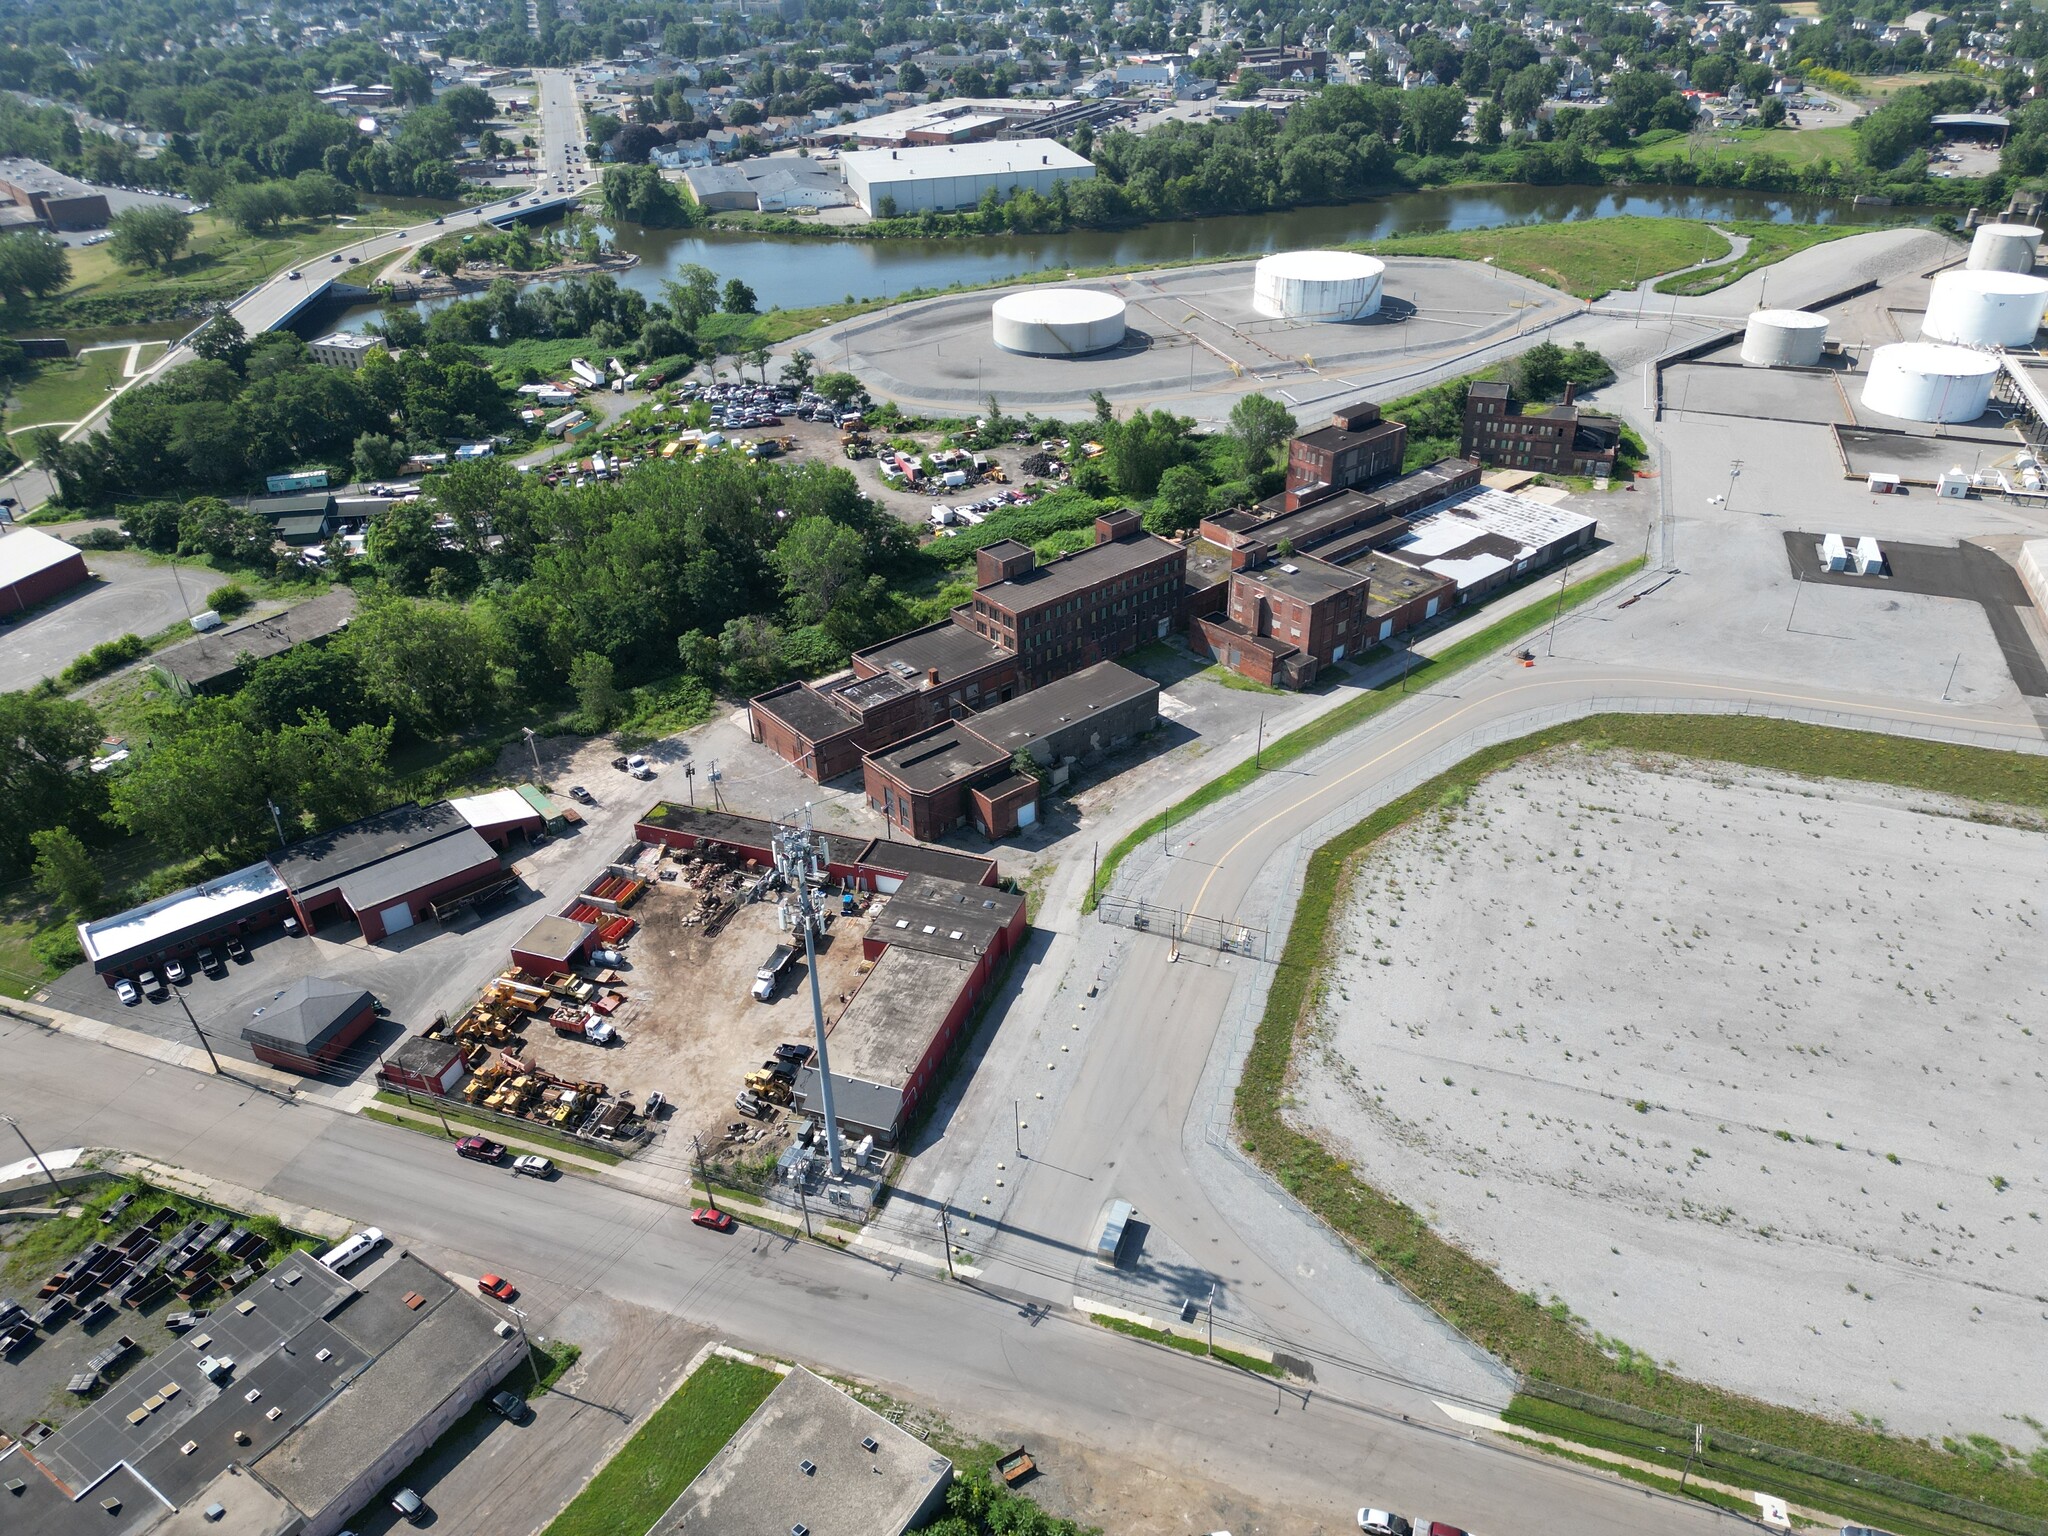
0, 1017, 1735, 1536
0, 550, 205, 692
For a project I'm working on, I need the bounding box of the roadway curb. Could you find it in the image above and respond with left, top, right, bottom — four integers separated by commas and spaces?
106, 1151, 354, 1241
3, 997, 305, 1096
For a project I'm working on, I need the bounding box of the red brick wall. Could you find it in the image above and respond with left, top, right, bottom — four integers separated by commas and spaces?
0, 548, 87, 615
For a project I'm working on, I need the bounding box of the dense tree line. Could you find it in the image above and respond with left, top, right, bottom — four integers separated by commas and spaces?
35, 314, 509, 506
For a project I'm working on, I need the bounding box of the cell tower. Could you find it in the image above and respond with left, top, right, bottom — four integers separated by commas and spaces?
772, 806, 843, 1175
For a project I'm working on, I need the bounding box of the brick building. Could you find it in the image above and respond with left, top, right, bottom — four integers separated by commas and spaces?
861, 661, 1160, 838
962, 511, 1185, 688
0, 158, 109, 230
1460, 381, 1621, 477
755, 510, 1179, 783
1284, 401, 1408, 504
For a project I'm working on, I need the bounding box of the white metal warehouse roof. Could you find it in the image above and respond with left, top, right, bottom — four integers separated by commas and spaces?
840, 137, 1091, 184
78, 862, 286, 965
0, 524, 83, 586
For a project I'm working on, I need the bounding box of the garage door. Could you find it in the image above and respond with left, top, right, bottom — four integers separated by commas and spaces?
377, 902, 416, 936
1017, 800, 1037, 828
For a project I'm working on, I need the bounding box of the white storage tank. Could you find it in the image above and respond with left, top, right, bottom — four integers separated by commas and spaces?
1967, 222, 2042, 273
1251, 250, 1386, 321
1740, 309, 1829, 367
991, 288, 1128, 356
1920, 269, 2048, 348
1860, 341, 2001, 423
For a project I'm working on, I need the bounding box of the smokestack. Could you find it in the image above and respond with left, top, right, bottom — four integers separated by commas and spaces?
1563, 381, 1577, 406
926, 667, 940, 687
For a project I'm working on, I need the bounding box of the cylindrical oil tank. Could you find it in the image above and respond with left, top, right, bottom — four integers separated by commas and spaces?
1966, 222, 2042, 273
1740, 309, 1829, 367
1860, 341, 2001, 423
991, 288, 1128, 356
1920, 269, 2048, 347
1251, 251, 1386, 321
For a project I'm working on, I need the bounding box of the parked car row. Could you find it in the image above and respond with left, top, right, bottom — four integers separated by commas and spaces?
456, 1136, 557, 1182
116, 936, 253, 1005
1359, 1511, 1476, 1536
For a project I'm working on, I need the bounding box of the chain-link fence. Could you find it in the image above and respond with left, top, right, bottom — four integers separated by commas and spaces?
1520, 1378, 2048, 1536
373, 1079, 648, 1155
1097, 894, 1267, 960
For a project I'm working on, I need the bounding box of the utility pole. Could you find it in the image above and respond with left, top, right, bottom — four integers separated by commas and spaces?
1943, 651, 1962, 700
509, 1303, 542, 1390
684, 761, 695, 806
522, 726, 542, 779
774, 809, 843, 1176
1254, 711, 1264, 768
797, 1181, 812, 1237
2, 1115, 63, 1196
693, 1133, 717, 1213
266, 798, 287, 849
173, 988, 222, 1074
1206, 1281, 1217, 1356
1725, 458, 1743, 515
939, 1206, 956, 1279
1014, 1098, 1023, 1159
1546, 566, 1569, 656
1786, 568, 1805, 632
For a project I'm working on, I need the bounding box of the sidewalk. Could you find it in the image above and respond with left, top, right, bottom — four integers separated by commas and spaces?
1, 997, 306, 1097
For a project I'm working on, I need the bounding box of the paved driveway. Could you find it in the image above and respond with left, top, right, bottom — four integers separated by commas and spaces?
0, 548, 201, 692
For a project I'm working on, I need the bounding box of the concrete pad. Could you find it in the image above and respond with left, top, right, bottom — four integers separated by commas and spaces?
1294, 751, 2048, 1439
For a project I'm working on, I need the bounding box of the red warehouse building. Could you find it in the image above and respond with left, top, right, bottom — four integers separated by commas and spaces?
378, 1033, 468, 1096
794, 873, 1027, 1144
0, 524, 89, 615
271, 802, 507, 942
510, 913, 599, 975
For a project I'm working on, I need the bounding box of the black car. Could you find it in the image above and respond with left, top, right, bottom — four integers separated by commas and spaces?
489, 1390, 531, 1422
569, 785, 595, 805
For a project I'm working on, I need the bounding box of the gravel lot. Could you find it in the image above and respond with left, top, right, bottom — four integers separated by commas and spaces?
0, 550, 202, 693
1294, 748, 2048, 1441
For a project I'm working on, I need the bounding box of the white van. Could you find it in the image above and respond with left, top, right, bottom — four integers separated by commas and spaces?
318, 1227, 385, 1273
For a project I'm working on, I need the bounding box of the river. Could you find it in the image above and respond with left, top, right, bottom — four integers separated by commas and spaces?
311, 184, 1909, 333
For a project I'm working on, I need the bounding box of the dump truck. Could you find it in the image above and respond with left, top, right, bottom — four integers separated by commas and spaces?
551, 1010, 617, 1045
752, 944, 796, 1002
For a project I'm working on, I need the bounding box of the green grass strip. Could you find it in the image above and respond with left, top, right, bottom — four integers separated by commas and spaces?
364, 1095, 623, 1165
1088, 1312, 1284, 1377
1234, 713, 2048, 1532
541, 1356, 780, 1536
1500, 1432, 1764, 1521
1083, 556, 1646, 911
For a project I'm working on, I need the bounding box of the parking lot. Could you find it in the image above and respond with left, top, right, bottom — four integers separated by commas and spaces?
0, 549, 216, 694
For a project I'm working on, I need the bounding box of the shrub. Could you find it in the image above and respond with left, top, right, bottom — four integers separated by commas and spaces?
30, 927, 84, 971
57, 632, 147, 689
207, 582, 253, 618
71, 527, 129, 551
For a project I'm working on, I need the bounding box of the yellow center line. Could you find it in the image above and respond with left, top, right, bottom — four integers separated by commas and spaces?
1186, 671, 2036, 919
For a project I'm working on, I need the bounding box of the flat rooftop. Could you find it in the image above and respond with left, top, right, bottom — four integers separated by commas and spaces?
1294, 414, 1403, 459
961, 661, 1157, 754
254, 1257, 514, 1519
652, 1366, 952, 1536
872, 875, 1022, 962
841, 137, 1090, 182
641, 803, 780, 853
1239, 553, 1367, 602
79, 862, 286, 965
1344, 553, 1455, 616
515, 914, 597, 964
975, 531, 1179, 613
753, 680, 861, 742
333, 824, 498, 913
825, 944, 974, 1085
848, 839, 997, 886
153, 589, 358, 688
853, 619, 1011, 688
865, 719, 1008, 794
1245, 490, 1404, 554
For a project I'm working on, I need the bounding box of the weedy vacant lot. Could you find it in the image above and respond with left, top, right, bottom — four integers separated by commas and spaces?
1295, 750, 2047, 1442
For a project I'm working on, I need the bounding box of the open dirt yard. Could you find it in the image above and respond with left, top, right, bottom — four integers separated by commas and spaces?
1293, 748, 2048, 1442
583, 866, 874, 1154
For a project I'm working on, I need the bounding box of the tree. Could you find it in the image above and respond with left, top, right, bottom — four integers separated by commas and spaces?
242, 644, 376, 732
0, 232, 70, 303
722, 278, 757, 314
898, 62, 927, 93
269, 712, 395, 832
107, 699, 269, 859
772, 516, 867, 623
0, 692, 104, 874
107, 204, 190, 271
663, 264, 720, 326
780, 349, 816, 391
1227, 392, 1297, 479
1145, 463, 1211, 536
30, 826, 101, 916
178, 498, 274, 562
569, 651, 624, 732
1474, 99, 1504, 148
815, 371, 862, 408
677, 628, 720, 680
352, 432, 405, 483
206, 582, 252, 617
1103, 407, 1193, 497
191, 312, 250, 372
599, 164, 694, 228
717, 614, 785, 694
340, 597, 504, 735
438, 84, 494, 129
217, 181, 294, 235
